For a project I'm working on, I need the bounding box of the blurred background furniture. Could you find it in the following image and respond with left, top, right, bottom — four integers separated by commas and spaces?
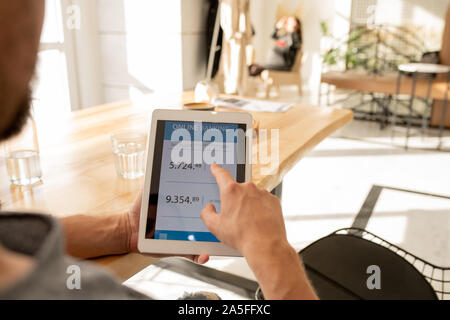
261, 50, 303, 98
431, 5, 450, 128
256, 228, 448, 300
392, 63, 450, 149
299, 228, 447, 300
320, 6, 450, 133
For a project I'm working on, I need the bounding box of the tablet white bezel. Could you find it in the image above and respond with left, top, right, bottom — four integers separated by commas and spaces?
138, 109, 253, 257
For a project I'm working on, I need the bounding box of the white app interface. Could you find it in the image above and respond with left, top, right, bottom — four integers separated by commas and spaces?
154, 121, 241, 242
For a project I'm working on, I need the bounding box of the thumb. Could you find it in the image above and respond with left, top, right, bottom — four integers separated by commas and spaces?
201, 203, 220, 236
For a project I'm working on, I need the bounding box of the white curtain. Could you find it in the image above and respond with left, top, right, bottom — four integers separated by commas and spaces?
220, 0, 252, 94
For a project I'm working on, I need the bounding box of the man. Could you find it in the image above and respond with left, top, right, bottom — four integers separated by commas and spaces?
0, 0, 317, 300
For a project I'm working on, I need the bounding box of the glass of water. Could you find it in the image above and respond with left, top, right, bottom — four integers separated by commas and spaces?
111, 130, 147, 179
3, 111, 42, 186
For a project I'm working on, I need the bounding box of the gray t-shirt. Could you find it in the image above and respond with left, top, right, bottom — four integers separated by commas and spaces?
0, 212, 150, 299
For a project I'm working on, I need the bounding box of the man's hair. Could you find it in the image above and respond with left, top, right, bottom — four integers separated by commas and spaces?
0, 89, 31, 140
0, 0, 43, 141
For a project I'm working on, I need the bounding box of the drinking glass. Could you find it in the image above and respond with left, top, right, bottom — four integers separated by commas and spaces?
111, 130, 147, 179
3, 111, 42, 186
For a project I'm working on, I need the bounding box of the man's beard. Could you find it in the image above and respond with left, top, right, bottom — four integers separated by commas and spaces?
0, 89, 31, 141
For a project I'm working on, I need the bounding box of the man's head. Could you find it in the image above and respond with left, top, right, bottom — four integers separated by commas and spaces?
0, 0, 45, 141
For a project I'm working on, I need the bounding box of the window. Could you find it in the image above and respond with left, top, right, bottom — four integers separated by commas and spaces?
33, 0, 79, 123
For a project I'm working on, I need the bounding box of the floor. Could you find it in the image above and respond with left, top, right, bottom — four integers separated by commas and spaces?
124, 85, 450, 299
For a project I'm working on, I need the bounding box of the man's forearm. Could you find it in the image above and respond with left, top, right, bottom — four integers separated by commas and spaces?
59, 213, 131, 259
244, 241, 317, 300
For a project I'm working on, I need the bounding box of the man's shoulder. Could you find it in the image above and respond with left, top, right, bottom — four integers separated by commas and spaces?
0, 212, 150, 300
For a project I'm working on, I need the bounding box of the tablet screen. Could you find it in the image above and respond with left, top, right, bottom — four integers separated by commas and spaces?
145, 120, 247, 242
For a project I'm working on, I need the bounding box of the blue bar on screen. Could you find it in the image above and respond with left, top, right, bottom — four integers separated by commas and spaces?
154, 230, 220, 242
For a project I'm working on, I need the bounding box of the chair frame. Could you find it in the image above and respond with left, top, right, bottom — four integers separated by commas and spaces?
260, 50, 303, 98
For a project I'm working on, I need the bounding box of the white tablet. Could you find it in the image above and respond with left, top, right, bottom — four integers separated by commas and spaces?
138, 109, 252, 256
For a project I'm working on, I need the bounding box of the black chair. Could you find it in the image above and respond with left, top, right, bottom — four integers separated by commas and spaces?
256, 228, 448, 300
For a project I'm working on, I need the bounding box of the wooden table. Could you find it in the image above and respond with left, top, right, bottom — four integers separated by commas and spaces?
0, 92, 353, 280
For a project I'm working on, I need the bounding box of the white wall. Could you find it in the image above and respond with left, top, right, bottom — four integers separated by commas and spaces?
96, 0, 208, 104
181, 0, 209, 89
372, 0, 450, 51
71, 0, 104, 109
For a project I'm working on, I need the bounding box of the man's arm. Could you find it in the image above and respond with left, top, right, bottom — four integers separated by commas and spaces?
201, 164, 317, 300
244, 240, 317, 300
59, 213, 130, 259
59, 195, 209, 264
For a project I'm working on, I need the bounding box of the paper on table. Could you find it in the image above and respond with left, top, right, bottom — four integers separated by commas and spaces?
212, 97, 293, 113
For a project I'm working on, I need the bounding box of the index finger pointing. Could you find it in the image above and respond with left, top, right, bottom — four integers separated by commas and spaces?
210, 164, 236, 191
